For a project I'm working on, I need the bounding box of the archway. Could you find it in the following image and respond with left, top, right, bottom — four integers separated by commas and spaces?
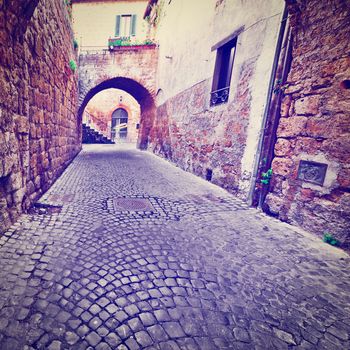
78, 77, 156, 150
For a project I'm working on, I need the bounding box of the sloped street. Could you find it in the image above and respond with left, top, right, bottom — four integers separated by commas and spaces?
0, 145, 349, 350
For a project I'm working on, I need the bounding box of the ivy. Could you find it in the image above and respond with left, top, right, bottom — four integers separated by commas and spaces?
323, 233, 340, 247
260, 168, 273, 185
69, 59, 77, 72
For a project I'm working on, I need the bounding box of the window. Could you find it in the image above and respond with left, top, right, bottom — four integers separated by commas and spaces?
210, 27, 243, 106
115, 14, 137, 37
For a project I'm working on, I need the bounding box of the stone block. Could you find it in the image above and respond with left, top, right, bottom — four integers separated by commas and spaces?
271, 157, 294, 177
294, 137, 322, 155
0, 197, 7, 209
12, 188, 25, 205
323, 135, 350, 162
0, 132, 7, 156
277, 116, 307, 138
294, 95, 320, 115
2, 153, 16, 177
274, 138, 293, 156
264, 193, 284, 215
15, 115, 29, 134
0, 210, 12, 232
7, 172, 23, 192
338, 167, 350, 188
280, 95, 292, 117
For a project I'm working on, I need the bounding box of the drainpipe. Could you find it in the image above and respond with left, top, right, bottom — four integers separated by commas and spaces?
247, 5, 289, 206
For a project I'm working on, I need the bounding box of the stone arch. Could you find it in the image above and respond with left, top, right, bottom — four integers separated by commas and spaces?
78, 77, 156, 149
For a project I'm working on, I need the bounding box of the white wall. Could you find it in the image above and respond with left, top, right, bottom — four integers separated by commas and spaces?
72, 0, 149, 50
156, 0, 284, 101
155, 0, 214, 103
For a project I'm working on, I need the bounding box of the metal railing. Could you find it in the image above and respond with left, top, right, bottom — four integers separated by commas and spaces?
210, 86, 230, 106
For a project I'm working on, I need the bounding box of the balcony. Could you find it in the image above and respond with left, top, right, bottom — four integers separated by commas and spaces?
108, 37, 157, 51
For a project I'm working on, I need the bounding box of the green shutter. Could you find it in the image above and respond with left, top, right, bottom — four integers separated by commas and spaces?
115, 15, 121, 37
131, 14, 137, 36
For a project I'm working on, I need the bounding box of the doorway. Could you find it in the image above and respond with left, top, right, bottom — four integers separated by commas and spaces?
111, 108, 128, 142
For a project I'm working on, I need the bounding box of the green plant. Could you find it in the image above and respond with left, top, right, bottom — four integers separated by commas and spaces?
323, 233, 340, 246
69, 59, 77, 72
73, 39, 79, 50
108, 37, 156, 49
64, 0, 72, 20
144, 39, 155, 45
260, 168, 273, 185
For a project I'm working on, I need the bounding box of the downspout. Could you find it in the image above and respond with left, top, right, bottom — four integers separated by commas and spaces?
247, 5, 289, 206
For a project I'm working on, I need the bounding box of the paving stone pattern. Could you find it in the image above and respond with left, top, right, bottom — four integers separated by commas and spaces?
0, 145, 349, 350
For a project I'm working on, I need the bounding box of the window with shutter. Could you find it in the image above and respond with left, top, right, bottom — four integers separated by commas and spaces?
115, 15, 121, 37
115, 14, 136, 38
131, 15, 137, 36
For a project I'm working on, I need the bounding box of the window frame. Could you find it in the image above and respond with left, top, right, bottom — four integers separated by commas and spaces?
210, 27, 244, 107
115, 14, 137, 38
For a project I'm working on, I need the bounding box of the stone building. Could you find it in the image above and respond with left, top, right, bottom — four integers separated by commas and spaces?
0, 1, 80, 233
72, 0, 150, 144
145, 0, 350, 246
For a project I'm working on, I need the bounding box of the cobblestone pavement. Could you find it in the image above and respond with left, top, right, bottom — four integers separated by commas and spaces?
0, 144, 349, 350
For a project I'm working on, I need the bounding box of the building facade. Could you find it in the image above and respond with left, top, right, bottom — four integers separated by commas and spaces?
145, 0, 350, 246
72, 0, 150, 50
148, 0, 285, 197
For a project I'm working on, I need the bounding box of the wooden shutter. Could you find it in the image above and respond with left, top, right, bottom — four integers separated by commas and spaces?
131, 14, 137, 36
115, 15, 121, 37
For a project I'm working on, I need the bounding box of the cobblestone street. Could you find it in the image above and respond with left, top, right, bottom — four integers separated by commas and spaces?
0, 145, 349, 350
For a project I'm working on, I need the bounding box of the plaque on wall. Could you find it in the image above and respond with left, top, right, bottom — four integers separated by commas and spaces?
297, 160, 328, 186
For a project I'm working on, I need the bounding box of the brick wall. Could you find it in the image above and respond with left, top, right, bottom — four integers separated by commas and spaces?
265, 0, 350, 245
0, 0, 81, 232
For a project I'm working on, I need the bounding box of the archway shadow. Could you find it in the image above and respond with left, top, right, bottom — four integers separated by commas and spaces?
78, 77, 156, 150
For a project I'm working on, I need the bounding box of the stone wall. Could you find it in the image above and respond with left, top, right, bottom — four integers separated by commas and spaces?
0, 0, 81, 232
265, 0, 350, 245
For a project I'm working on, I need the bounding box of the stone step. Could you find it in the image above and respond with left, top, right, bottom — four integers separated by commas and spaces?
82, 123, 114, 144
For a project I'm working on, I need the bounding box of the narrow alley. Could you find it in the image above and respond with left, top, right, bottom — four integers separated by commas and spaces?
0, 145, 349, 350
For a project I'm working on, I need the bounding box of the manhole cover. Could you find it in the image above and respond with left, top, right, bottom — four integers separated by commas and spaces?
113, 198, 155, 212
